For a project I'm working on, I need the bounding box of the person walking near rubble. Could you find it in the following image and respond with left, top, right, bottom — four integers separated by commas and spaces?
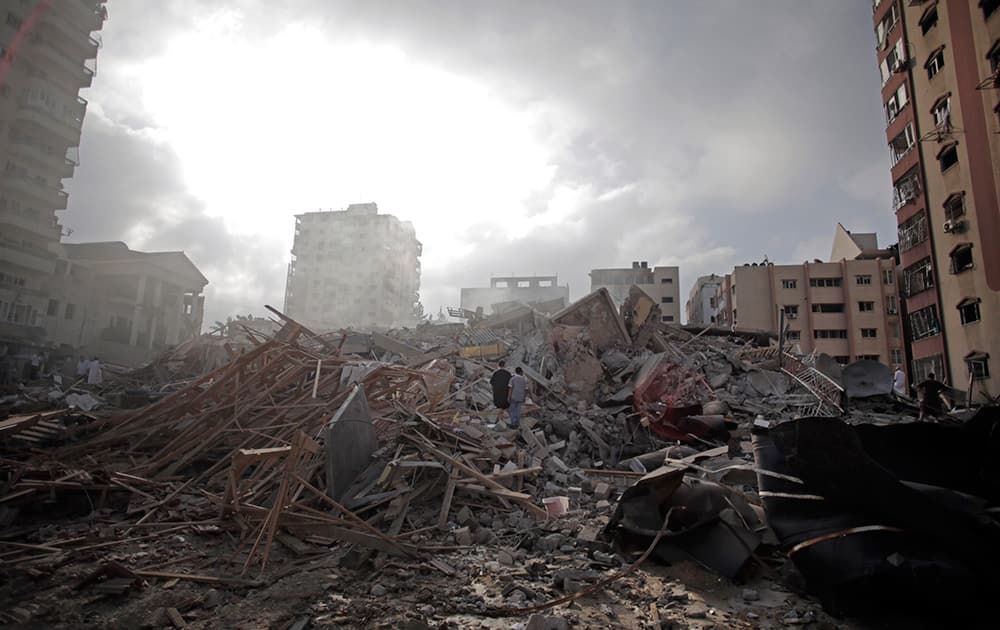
917, 372, 950, 420
507, 366, 527, 429
87, 357, 103, 387
490, 360, 512, 423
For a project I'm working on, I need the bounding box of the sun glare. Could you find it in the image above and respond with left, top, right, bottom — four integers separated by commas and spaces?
138, 11, 557, 277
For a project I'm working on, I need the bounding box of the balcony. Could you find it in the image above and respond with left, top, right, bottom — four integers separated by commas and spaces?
8, 139, 76, 178
28, 38, 95, 88
1, 175, 69, 210
0, 208, 61, 240
43, 9, 101, 58
0, 242, 56, 275
16, 99, 84, 146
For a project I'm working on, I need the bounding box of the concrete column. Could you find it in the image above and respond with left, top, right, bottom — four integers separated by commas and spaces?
128, 275, 147, 347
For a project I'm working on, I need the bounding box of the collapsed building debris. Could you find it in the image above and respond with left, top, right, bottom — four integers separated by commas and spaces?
0, 291, 994, 628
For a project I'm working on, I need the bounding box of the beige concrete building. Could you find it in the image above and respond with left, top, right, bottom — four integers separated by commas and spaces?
590, 262, 681, 324
872, 0, 1000, 398
460, 275, 569, 316
0, 0, 105, 355
283, 203, 422, 331
43, 242, 207, 367
716, 226, 904, 367
685, 274, 724, 326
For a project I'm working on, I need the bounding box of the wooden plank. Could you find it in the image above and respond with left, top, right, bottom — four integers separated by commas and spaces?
132, 569, 262, 587
165, 607, 187, 628
436, 468, 458, 531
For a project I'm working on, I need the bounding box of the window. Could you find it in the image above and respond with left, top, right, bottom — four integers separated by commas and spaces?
893, 168, 921, 210
886, 295, 898, 314
932, 95, 951, 128
660, 278, 673, 284
809, 278, 842, 288
517, 281, 530, 288
661, 296, 674, 303
783, 305, 799, 319
46, 299, 58, 316
856, 275, 873, 285
958, 297, 981, 324
786, 330, 801, 341
989, 39, 1000, 74
950, 243, 974, 273
909, 304, 941, 340
859, 301, 875, 312
889, 124, 916, 164
919, 3, 938, 34
494, 281, 508, 288
834, 356, 851, 365
861, 328, 878, 338
898, 211, 929, 252
944, 192, 966, 221
938, 143, 958, 172
884, 269, 895, 285
983, 0, 999, 20
875, 3, 900, 51
812, 303, 845, 313
903, 257, 934, 296
891, 349, 904, 365
966, 352, 990, 380
814, 329, 848, 339
885, 83, 909, 123
782, 279, 797, 289
913, 355, 944, 383
709, 297, 717, 308
661, 315, 675, 322
926, 47, 945, 79
538, 280, 553, 287
858, 354, 881, 362
63, 303, 75, 320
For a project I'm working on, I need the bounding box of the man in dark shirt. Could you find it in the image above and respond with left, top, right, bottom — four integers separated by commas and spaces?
490, 360, 512, 423
917, 372, 950, 420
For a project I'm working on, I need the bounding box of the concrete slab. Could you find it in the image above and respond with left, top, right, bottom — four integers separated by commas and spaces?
325, 383, 377, 502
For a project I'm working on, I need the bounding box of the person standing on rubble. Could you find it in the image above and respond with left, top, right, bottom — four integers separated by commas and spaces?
490, 360, 512, 423
76, 355, 89, 380
917, 372, 950, 420
507, 366, 527, 429
87, 357, 103, 387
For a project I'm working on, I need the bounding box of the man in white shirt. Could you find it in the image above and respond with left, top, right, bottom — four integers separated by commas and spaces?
87, 357, 103, 386
507, 367, 527, 429
76, 355, 89, 379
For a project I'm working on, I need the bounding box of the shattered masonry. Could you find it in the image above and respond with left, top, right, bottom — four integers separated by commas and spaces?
0, 286, 997, 628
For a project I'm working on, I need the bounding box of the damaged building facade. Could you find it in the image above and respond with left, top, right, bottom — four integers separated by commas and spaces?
0, 1, 106, 360
716, 225, 905, 367
43, 242, 207, 367
459, 274, 569, 316
872, 0, 1000, 396
283, 203, 422, 331
590, 262, 680, 324
685, 274, 723, 326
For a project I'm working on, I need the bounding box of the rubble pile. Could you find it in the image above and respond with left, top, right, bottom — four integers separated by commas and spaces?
0, 290, 996, 628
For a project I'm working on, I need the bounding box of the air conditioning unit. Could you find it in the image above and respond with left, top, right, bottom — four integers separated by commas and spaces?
943, 219, 967, 234
786, 313, 798, 319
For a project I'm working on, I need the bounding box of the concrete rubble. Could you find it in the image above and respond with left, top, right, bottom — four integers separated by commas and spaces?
0, 292, 995, 628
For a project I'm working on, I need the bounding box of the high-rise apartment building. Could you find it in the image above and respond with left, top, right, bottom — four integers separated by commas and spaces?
715, 225, 905, 367
590, 262, 681, 323
686, 274, 724, 326
872, 0, 1000, 397
0, 0, 105, 346
283, 203, 422, 331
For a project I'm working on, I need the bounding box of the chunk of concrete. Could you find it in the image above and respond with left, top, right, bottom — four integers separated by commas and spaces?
325, 384, 377, 501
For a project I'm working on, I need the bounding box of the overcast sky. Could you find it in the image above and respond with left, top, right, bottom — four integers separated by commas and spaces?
63, 0, 894, 326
